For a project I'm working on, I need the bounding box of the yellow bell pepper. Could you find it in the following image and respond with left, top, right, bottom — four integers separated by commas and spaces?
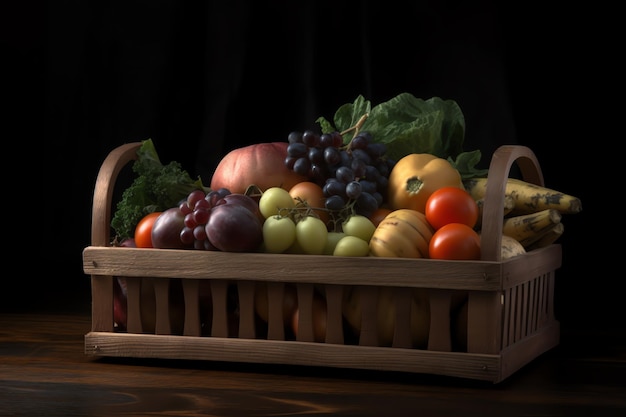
387, 153, 463, 213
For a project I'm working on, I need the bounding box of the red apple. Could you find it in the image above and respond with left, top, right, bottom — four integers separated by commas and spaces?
210, 142, 308, 194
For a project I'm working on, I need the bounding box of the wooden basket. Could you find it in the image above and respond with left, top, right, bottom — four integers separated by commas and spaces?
83, 143, 561, 383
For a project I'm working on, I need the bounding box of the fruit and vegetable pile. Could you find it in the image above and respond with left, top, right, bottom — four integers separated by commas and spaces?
111, 93, 582, 262
106, 93, 581, 341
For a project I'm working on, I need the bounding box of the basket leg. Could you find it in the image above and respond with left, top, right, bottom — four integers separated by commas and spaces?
91, 275, 114, 332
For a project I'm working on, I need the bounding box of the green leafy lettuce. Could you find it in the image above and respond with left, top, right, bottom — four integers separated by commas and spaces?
316, 93, 488, 179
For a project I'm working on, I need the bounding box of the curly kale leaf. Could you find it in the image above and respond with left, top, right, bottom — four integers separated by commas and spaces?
110, 139, 208, 240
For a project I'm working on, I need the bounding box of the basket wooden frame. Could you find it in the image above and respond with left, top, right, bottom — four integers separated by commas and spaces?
83, 143, 561, 383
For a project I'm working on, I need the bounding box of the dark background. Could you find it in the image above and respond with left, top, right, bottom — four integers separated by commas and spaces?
3, 2, 616, 342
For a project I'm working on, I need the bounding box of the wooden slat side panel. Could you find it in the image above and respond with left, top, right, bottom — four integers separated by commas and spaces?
499, 269, 560, 350
84, 246, 513, 290
85, 332, 503, 382
89, 270, 558, 372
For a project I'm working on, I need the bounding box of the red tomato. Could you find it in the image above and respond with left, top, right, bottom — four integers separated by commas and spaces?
134, 212, 162, 248
425, 186, 479, 230
429, 223, 481, 260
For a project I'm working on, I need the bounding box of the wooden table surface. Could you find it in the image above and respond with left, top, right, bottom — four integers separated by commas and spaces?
1, 310, 625, 417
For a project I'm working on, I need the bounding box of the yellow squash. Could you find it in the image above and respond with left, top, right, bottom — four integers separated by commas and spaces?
369, 209, 434, 258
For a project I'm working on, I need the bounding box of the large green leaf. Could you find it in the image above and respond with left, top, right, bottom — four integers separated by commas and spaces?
316, 93, 487, 179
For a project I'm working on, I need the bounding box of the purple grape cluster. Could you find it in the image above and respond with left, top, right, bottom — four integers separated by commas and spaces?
179, 188, 231, 250
284, 130, 395, 218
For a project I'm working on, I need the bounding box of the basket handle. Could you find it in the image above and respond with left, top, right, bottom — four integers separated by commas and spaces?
479, 145, 545, 261
91, 142, 142, 247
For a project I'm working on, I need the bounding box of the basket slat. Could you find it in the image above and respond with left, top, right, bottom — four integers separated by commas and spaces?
325, 285, 344, 344
238, 281, 256, 339
85, 332, 505, 382
182, 279, 201, 336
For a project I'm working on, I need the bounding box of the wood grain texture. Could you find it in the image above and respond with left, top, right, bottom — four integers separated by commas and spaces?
83, 244, 561, 290
1, 313, 625, 417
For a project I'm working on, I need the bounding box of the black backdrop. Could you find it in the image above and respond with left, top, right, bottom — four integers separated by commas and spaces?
4, 2, 614, 339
